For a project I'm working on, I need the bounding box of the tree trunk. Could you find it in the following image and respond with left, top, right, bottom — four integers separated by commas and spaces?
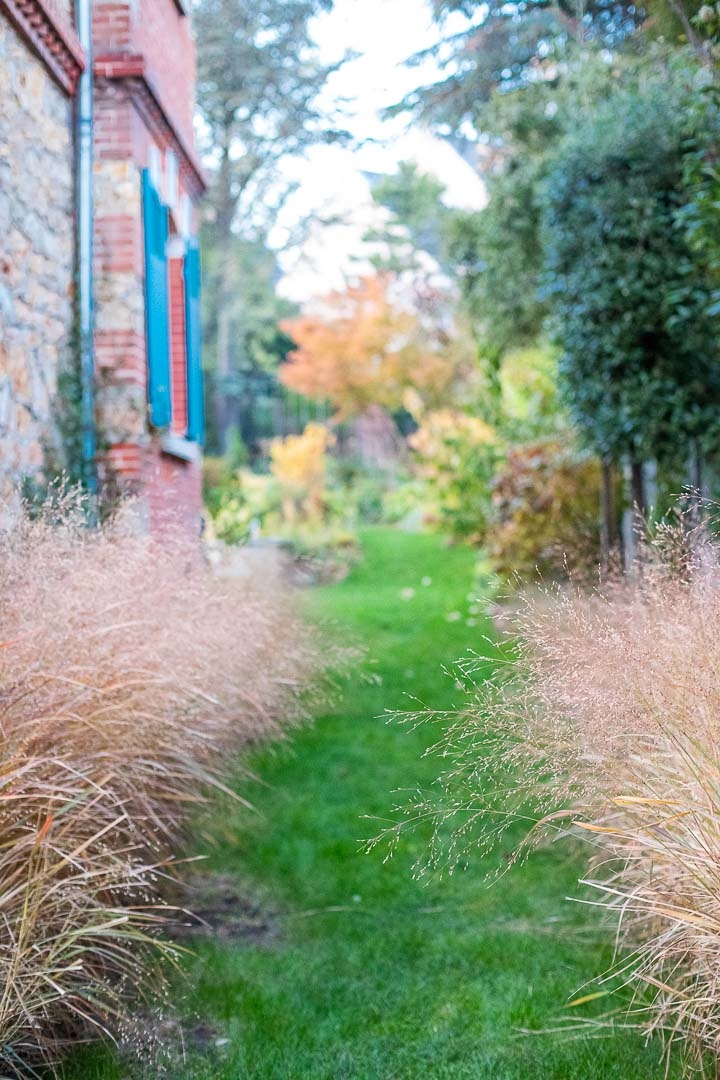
213, 240, 234, 454
688, 440, 710, 525
213, 389, 228, 456
692, 443, 703, 494
349, 405, 403, 470
690, 439, 708, 491
213, 133, 238, 455
621, 460, 647, 574
631, 460, 646, 517
621, 460, 646, 573
600, 457, 618, 569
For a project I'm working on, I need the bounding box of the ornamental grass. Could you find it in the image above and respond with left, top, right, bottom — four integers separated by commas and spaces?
394, 521, 720, 1075
0, 496, 318, 1075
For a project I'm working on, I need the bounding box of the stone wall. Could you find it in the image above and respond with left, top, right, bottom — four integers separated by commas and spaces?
93, 124, 149, 470
0, 15, 75, 496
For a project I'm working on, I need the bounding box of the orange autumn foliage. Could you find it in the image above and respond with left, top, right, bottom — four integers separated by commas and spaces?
280, 275, 463, 420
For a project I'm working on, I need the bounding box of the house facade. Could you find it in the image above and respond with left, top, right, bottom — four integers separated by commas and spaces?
0, 0, 206, 532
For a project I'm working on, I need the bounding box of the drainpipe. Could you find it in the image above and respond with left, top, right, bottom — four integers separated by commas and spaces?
77, 0, 97, 500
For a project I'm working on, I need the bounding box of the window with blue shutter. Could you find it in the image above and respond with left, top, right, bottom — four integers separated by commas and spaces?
142, 169, 172, 429
184, 241, 205, 445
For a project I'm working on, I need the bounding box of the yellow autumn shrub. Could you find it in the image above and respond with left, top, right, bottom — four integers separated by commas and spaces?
408, 408, 500, 541
270, 423, 336, 525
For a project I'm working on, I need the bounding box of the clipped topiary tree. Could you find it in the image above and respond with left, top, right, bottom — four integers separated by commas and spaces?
542, 77, 720, 538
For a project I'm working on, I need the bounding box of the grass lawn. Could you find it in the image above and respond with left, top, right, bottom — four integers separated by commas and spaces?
63, 528, 677, 1080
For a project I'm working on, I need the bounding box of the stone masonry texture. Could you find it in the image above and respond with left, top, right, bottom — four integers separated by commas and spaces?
0, 17, 75, 496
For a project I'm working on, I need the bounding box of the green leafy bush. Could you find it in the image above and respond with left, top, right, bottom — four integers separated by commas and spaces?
381, 478, 429, 526
203, 455, 238, 518
488, 440, 602, 579
211, 471, 280, 545
542, 75, 720, 468
409, 408, 501, 542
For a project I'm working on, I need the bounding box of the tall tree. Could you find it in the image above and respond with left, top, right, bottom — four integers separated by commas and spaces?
280, 275, 462, 419
397, 0, 709, 140
396, 0, 645, 136
280, 275, 473, 464
436, 52, 640, 414
194, 0, 348, 448
542, 76, 720, 511
201, 233, 298, 455
367, 162, 452, 273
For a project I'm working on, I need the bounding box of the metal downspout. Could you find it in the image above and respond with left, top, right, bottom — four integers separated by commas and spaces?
77, 0, 97, 499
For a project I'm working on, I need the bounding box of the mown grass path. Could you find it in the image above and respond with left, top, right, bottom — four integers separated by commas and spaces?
67, 529, 676, 1079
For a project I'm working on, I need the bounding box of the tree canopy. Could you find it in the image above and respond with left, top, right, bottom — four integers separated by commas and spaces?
194, 0, 348, 450
368, 162, 452, 272
542, 77, 720, 467
280, 275, 469, 420
195, 0, 345, 237
396, 0, 647, 135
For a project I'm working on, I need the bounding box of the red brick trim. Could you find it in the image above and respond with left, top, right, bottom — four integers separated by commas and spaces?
169, 255, 189, 436
105, 442, 143, 482
95, 329, 146, 387
94, 53, 144, 79
95, 53, 207, 197
0, 0, 85, 95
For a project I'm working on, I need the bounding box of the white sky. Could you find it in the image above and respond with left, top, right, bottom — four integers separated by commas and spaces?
273, 0, 488, 303
312, 0, 456, 148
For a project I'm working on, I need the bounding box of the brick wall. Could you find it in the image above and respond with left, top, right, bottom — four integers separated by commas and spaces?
92, 0, 204, 536
133, 0, 196, 150
93, 0, 196, 149
0, 14, 75, 497
92, 0, 132, 52
92, 85, 147, 473
169, 255, 188, 436
145, 450, 203, 536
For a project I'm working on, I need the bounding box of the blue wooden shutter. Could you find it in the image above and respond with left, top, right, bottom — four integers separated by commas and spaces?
142, 169, 171, 429
184, 241, 205, 445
